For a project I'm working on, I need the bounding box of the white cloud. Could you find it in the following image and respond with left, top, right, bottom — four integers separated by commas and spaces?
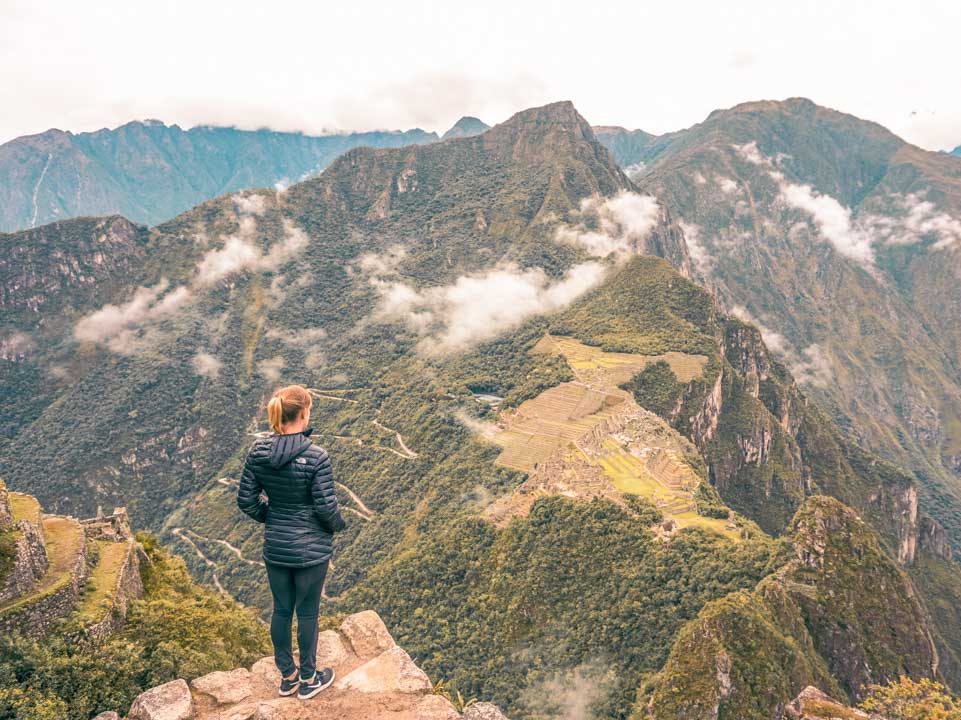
777, 180, 876, 266
733, 141, 766, 165
266, 326, 328, 369
191, 350, 222, 378
715, 175, 739, 194
258, 356, 286, 382
453, 408, 498, 439
75, 217, 311, 350
74, 280, 191, 352
554, 191, 661, 258
862, 193, 961, 250
679, 220, 713, 276
730, 305, 833, 388
374, 261, 607, 355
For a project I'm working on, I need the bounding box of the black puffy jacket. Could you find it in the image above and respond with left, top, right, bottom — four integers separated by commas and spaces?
237, 429, 346, 567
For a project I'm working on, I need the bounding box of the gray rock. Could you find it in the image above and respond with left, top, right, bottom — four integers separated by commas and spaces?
335, 645, 432, 694
91, 712, 121, 720
316, 629, 350, 667
339, 610, 396, 660
190, 667, 252, 705
128, 679, 193, 720
415, 694, 461, 719
463, 702, 510, 720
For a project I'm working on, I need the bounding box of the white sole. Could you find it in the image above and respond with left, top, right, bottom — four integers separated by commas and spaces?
279, 685, 299, 697
298, 669, 336, 700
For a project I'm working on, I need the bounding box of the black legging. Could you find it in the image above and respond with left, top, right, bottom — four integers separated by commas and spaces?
265, 561, 329, 679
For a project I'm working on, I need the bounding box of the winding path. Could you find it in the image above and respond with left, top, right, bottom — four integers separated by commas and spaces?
29, 153, 51, 228
185, 528, 265, 568
171, 527, 228, 596
371, 418, 419, 459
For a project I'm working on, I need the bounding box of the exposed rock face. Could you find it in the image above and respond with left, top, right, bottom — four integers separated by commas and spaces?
784, 686, 871, 719
128, 679, 193, 720
339, 609, 397, 660
191, 668, 252, 705
335, 645, 433, 694
0, 480, 12, 528
0, 517, 48, 603
134, 611, 509, 720
919, 515, 953, 560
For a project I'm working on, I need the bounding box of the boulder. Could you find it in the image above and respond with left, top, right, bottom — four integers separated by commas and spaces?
339, 610, 396, 660
335, 645, 432, 694
190, 667, 252, 705
463, 703, 511, 720
128, 679, 193, 720
415, 694, 461, 720
250, 657, 281, 688
316, 629, 350, 667
785, 686, 870, 719
91, 712, 121, 720
252, 700, 298, 720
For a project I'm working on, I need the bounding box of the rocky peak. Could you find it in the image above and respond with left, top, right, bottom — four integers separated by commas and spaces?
441, 116, 489, 140
122, 610, 509, 720
785, 686, 873, 719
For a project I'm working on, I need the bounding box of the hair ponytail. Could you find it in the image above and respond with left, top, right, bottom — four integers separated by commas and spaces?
266, 385, 313, 434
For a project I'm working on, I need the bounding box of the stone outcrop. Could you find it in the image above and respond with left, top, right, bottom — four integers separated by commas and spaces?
784, 686, 872, 719
130, 610, 508, 720
0, 491, 48, 604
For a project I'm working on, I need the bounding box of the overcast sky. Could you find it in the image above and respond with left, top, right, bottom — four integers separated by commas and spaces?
3, 0, 960, 150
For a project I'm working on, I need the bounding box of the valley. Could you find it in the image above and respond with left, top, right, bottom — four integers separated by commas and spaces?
2, 98, 961, 719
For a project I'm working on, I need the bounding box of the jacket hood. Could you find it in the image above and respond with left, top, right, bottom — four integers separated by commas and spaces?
268, 428, 314, 469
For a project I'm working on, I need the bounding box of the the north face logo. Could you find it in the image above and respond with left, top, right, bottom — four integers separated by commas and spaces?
295, 457, 307, 464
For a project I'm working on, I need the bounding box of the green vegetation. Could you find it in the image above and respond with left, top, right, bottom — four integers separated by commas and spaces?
0, 534, 268, 720
72, 540, 129, 627
860, 677, 961, 719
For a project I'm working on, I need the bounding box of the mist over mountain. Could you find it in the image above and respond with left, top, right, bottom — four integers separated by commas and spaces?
4, 99, 961, 719
607, 98, 961, 550
0, 120, 438, 232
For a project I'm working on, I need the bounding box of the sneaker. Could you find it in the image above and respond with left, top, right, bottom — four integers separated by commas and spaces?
298, 667, 335, 700
279, 670, 301, 697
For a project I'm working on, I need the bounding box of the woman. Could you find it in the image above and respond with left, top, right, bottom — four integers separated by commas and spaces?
238, 384, 346, 700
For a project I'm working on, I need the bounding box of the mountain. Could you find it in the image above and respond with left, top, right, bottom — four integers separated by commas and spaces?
620, 98, 961, 555
442, 116, 490, 140
953, 145, 961, 157
0, 120, 438, 232
4, 100, 961, 718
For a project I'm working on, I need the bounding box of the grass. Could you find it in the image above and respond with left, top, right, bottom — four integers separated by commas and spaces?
535, 334, 708, 385
9, 492, 42, 526
0, 515, 84, 614
73, 540, 130, 626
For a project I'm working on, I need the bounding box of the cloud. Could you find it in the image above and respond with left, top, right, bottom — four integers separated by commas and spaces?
191, 350, 222, 378
862, 193, 961, 250
732, 141, 766, 165
0, 331, 36, 361
715, 175, 739, 194
258, 356, 286, 382
778, 181, 876, 266
74, 280, 191, 352
374, 261, 607, 355
623, 161, 647, 180
730, 305, 833, 388
75, 217, 311, 350
266, 326, 327, 369
679, 220, 713, 276
452, 408, 498, 439
554, 191, 661, 259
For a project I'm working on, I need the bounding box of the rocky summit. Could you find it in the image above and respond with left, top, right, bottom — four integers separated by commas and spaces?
117, 610, 508, 720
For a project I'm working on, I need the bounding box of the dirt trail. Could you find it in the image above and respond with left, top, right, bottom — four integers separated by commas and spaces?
336, 481, 375, 517
371, 418, 418, 459
185, 528, 265, 568
29, 154, 51, 228
171, 527, 228, 595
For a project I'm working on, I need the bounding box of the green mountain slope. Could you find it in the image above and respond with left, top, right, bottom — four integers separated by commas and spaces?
4, 101, 961, 718
0, 120, 438, 232
620, 98, 961, 553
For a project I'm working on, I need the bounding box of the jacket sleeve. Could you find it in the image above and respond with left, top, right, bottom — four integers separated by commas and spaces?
237, 450, 268, 523
311, 451, 347, 533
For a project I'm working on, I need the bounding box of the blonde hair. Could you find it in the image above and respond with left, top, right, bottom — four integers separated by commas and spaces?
266, 385, 313, 433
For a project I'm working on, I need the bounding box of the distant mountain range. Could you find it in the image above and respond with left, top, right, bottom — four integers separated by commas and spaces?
5, 100, 961, 718
953, 145, 961, 156
0, 121, 439, 232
